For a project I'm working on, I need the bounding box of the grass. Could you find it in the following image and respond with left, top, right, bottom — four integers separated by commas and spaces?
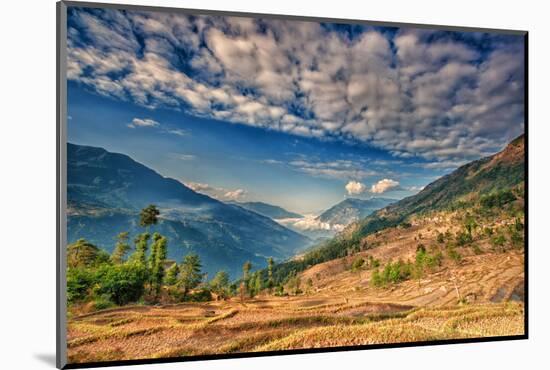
67, 300, 523, 363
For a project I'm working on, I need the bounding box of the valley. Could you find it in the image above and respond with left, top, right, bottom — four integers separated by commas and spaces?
66, 136, 525, 364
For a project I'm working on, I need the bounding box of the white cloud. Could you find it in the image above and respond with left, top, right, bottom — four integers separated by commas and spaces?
277, 214, 345, 233
68, 10, 525, 162
185, 182, 247, 201
128, 118, 160, 128
223, 189, 246, 201
345, 181, 367, 195
371, 179, 400, 194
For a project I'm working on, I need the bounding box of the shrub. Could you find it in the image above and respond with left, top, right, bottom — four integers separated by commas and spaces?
436, 233, 445, 244
351, 257, 365, 272
186, 288, 212, 302
93, 295, 115, 311
491, 234, 507, 252
95, 262, 148, 305
67, 268, 96, 304
447, 247, 462, 263
455, 231, 473, 246
480, 190, 516, 209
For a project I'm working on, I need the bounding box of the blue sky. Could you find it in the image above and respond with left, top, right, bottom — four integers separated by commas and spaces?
66, 6, 525, 215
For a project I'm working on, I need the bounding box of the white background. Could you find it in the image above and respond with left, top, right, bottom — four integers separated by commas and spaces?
1, 0, 548, 369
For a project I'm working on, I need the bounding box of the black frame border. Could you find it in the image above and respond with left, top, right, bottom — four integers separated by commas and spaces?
56, 1, 529, 369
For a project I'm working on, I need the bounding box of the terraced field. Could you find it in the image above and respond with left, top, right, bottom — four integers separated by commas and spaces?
67, 209, 525, 365
67, 295, 524, 364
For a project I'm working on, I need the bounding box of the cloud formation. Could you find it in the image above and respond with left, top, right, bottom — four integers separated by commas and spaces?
67, 8, 525, 165
127, 118, 159, 128
370, 179, 400, 194
185, 182, 247, 201
345, 181, 367, 195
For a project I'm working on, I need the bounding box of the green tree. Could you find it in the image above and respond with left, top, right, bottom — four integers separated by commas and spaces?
164, 263, 180, 286
67, 239, 109, 269
111, 232, 131, 264
210, 271, 230, 297
242, 261, 252, 295
179, 254, 203, 297
131, 233, 151, 266
464, 213, 478, 239
140, 204, 160, 228
95, 262, 148, 305
150, 233, 167, 297
267, 257, 274, 292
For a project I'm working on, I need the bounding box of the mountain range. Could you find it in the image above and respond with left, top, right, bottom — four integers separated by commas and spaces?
67, 143, 311, 278
230, 201, 303, 220
317, 197, 396, 226
271, 134, 525, 278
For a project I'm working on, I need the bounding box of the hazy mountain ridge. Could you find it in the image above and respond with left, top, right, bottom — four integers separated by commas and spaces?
317, 197, 397, 226
67, 143, 311, 278
271, 134, 525, 278
231, 201, 303, 220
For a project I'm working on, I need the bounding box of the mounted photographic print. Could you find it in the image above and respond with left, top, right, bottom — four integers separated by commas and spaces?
56, 1, 527, 368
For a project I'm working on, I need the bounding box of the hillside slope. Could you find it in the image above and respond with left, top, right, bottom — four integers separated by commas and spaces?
67, 143, 311, 278
231, 201, 303, 220
317, 197, 396, 226
272, 135, 525, 280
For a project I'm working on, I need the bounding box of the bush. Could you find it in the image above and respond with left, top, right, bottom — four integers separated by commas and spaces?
186, 288, 212, 302
95, 262, 148, 305
67, 268, 96, 304
351, 257, 365, 272
93, 295, 115, 311
436, 233, 445, 244
447, 247, 462, 263
455, 231, 473, 246
372, 260, 413, 287
480, 190, 516, 209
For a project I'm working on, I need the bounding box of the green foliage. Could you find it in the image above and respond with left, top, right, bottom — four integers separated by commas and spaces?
164, 263, 179, 286
67, 239, 109, 269
93, 295, 115, 310
210, 271, 230, 297
372, 259, 413, 287
150, 233, 168, 297
287, 275, 302, 295
94, 262, 148, 305
447, 247, 462, 263
480, 189, 517, 209
139, 204, 160, 228
179, 254, 203, 296
351, 257, 365, 272
67, 267, 95, 303
130, 233, 151, 266
455, 231, 473, 246
111, 232, 131, 264
242, 261, 252, 281
491, 233, 508, 252
267, 257, 274, 291
463, 213, 478, 239
185, 288, 212, 302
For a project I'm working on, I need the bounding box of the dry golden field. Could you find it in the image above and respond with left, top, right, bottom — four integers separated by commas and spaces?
67, 210, 525, 364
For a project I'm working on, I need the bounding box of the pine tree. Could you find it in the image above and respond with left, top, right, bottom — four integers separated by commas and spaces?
179, 254, 203, 297
164, 263, 180, 286
139, 205, 160, 228
150, 234, 167, 297
111, 232, 131, 264
267, 257, 274, 293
